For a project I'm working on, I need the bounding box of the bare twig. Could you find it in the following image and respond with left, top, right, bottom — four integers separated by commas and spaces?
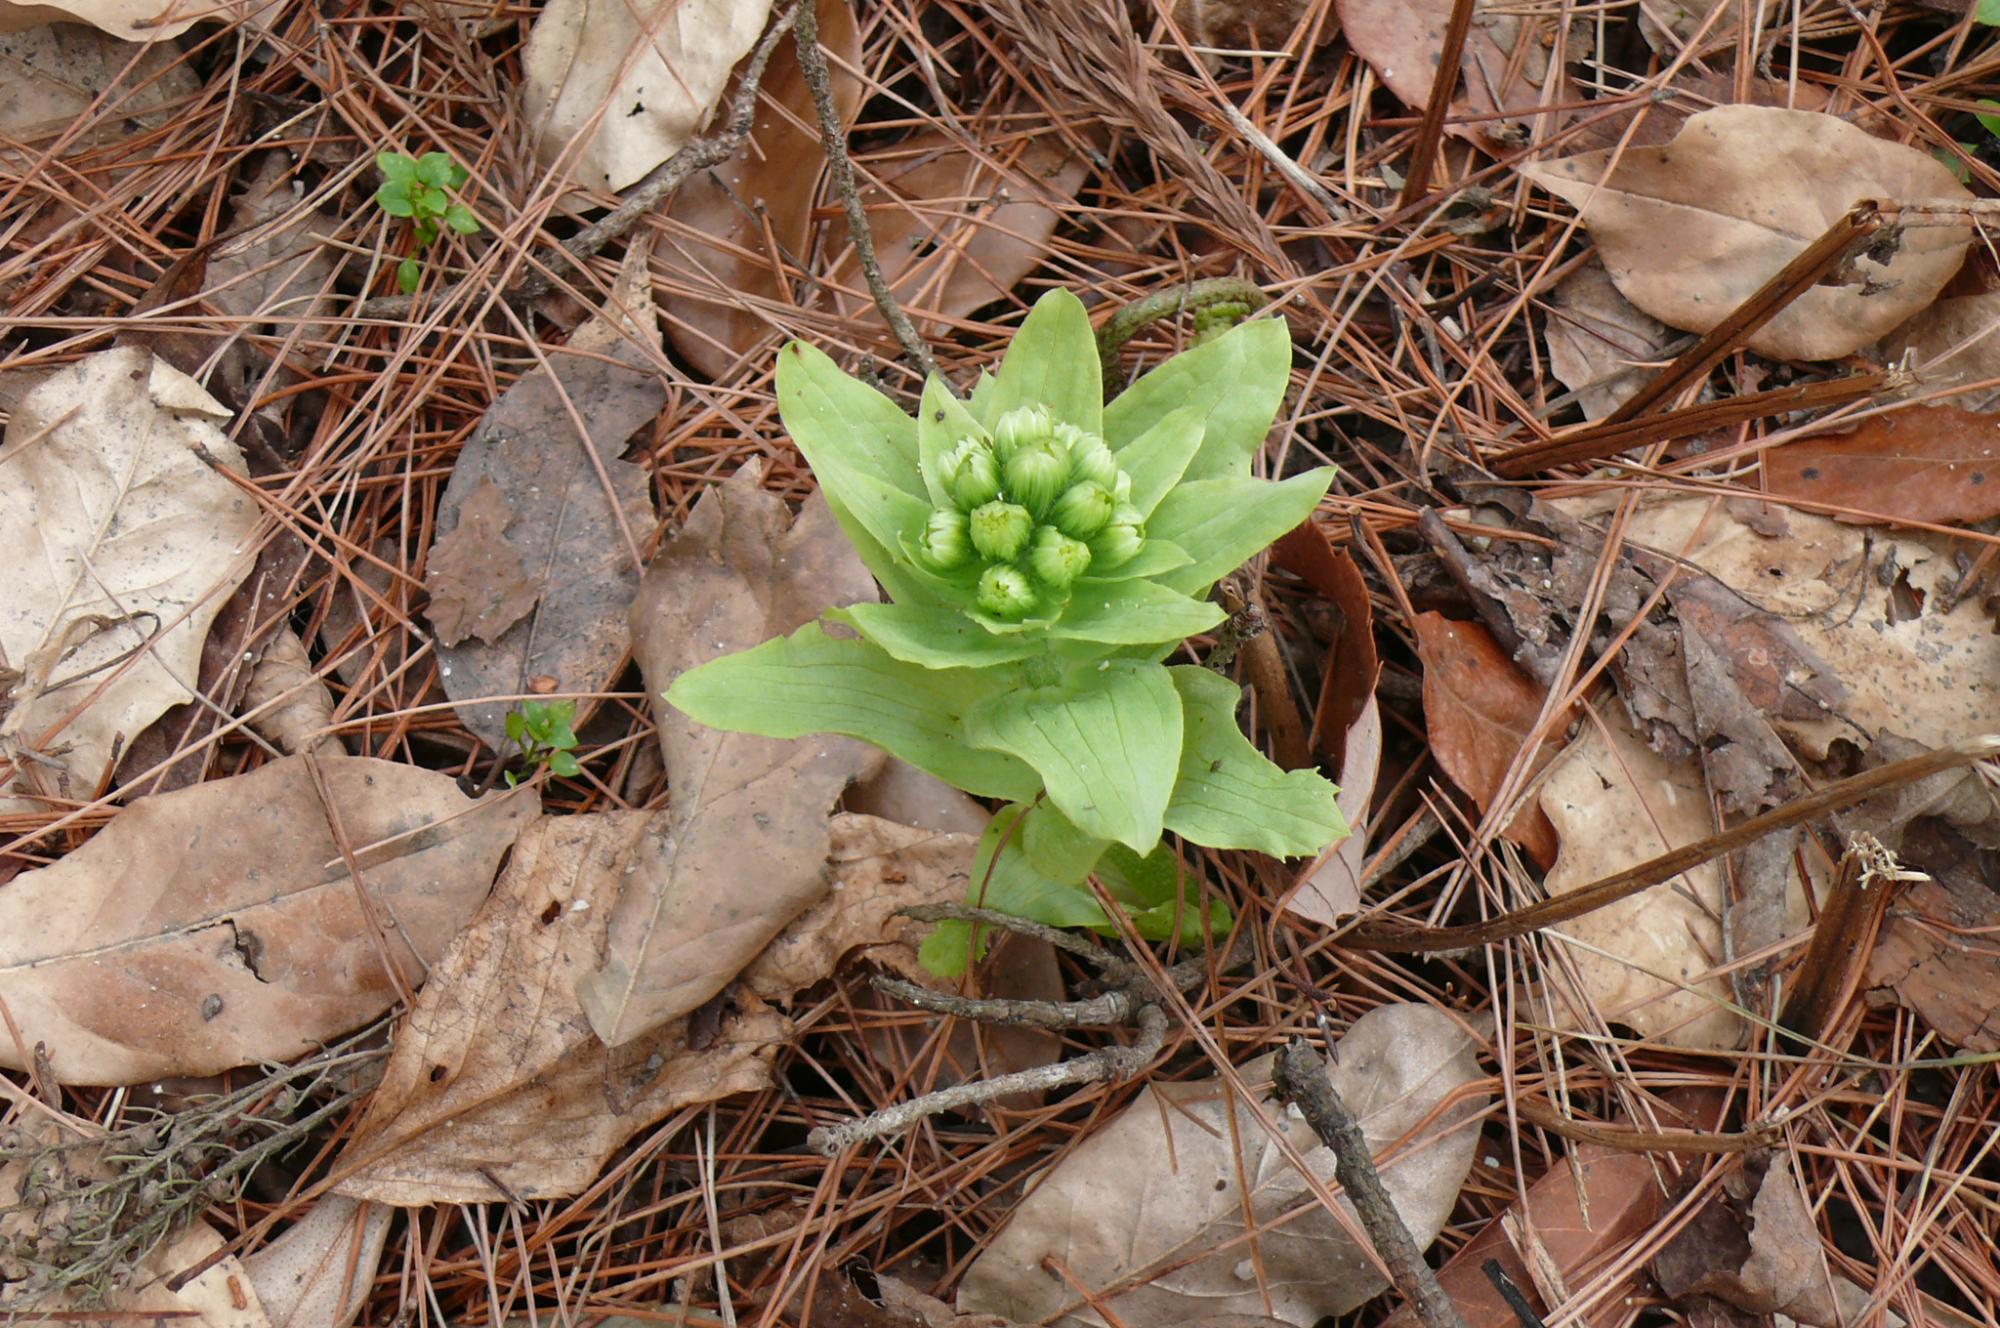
1271, 1039, 1470, 1328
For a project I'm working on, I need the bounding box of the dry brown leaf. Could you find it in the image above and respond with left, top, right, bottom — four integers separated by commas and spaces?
0, 0, 274, 39
1170, 0, 1316, 46
1883, 289, 2000, 411
1289, 695, 1379, 925
1523, 107, 1973, 362
0, 346, 258, 816
430, 242, 666, 748
0, 755, 531, 1084
577, 467, 885, 1046
1764, 406, 2000, 526
1866, 823, 2000, 1052
957, 1003, 1487, 1327
0, 22, 197, 144
1412, 613, 1562, 868
239, 627, 340, 758
829, 128, 1093, 343
241, 1195, 392, 1328
205, 151, 341, 405
334, 811, 788, 1204
1653, 1154, 1840, 1327
1544, 261, 1681, 421
1337, 0, 1571, 153
522, 0, 776, 191
659, 0, 860, 380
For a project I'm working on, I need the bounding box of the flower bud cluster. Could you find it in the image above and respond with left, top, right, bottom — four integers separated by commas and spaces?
918, 406, 1147, 619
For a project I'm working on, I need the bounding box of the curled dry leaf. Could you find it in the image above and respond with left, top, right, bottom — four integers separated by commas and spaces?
1653, 1153, 1841, 1327
956, 1003, 1487, 1327
1523, 107, 1973, 362
239, 627, 340, 758
659, 0, 861, 380
1543, 261, 1681, 421
1764, 406, 2000, 527
1412, 613, 1562, 868
429, 241, 666, 748
0, 755, 531, 1084
1337, 0, 1571, 153
522, 0, 776, 191
0, 346, 257, 817
241, 1195, 392, 1328
578, 464, 885, 1046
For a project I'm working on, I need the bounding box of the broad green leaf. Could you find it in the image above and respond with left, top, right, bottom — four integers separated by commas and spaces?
1164, 666, 1346, 856
1081, 538, 1192, 582
1978, 100, 2000, 138
415, 152, 458, 187
547, 750, 582, 777
1980, 0, 2000, 24
1104, 318, 1291, 480
665, 623, 1040, 802
1019, 801, 1111, 881
833, 603, 1046, 670
505, 710, 527, 743
1147, 468, 1335, 594
916, 375, 985, 507
1095, 843, 1230, 945
968, 369, 1000, 426
824, 494, 955, 609
1113, 406, 1206, 519
964, 659, 1181, 852
921, 804, 1113, 975
375, 183, 416, 218
1130, 896, 1233, 945
1050, 579, 1225, 646
396, 258, 421, 294
418, 185, 449, 216
376, 151, 418, 186
987, 289, 1102, 438
443, 203, 481, 236
778, 341, 930, 556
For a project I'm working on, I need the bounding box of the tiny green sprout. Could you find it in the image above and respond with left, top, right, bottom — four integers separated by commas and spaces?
374, 150, 481, 295
504, 698, 582, 787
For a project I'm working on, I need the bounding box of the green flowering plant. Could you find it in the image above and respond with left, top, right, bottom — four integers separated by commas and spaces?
665, 289, 1347, 973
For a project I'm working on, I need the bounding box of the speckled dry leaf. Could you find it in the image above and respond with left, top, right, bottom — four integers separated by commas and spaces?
0, 755, 532, 1084
425, 480, 539, 646
242, 1195, 392, 1328
0, 22, 197, 143
0, 346, 258, 817
431, 241, 666, 747
660, 0, 859, 380
1412, 613, 1562, 868
1544, 261, 1680, 421
335, 812, 787, 1204
1764, 406, 2000, 526
0, 0, 275, 39
1523, 107, 1973, 362
522, 0, 776, 191
957, 1003, 1487, 1327
829, 128, 1092, 343
580, 464, 885, 1045
1882, 289, 2000, 411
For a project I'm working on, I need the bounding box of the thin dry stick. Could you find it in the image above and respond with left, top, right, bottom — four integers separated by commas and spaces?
794, 0, 942, 382
1271, 1039, 1470, 1328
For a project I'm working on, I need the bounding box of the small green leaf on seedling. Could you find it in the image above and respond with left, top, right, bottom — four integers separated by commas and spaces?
444, 203, 481, 235
396, 257, 421, 294
373, 148, 480, 294
505, 698, 582, 784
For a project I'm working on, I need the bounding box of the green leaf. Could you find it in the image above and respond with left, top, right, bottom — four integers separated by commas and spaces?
504, 770, 522, 789
505, 710, 527, 743
1979, 0, 2000, 24
832, 603, 1046, 670
1164, 666, 1346, 856
665, 623, 1041, 802
1937, 147, 1975, 185
1104, 318, 1291, 481
1977, 101, 2000, 139
1129, 896, 1232, 945
1050, 579, 1224, 646
826, 495, 956, 609
964, 659, 1182, 852
968, 369, 1000, 427
417, 185, 449, 218
443, 202, 481, 236
547, 750, 583, 777
396, 257, 421, 294
987, 289, 1102, 438
1093, 843, 1229, 945
376, 151, 419, 186
1113, 405, 1206, 520
1081, 538, 1192, 582
777, 341, 931, 558
916, 375, 984, 508
920, 805, 1113, 975
413, 217, 439, 247
414, 152, 457, 188
1146, 468, 1335, 594
374, 182, 416, 217
1019, 801, 1111, 881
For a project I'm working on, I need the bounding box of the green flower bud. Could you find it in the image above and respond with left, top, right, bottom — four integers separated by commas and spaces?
1003, 437, 1069, 517
939, 439, 1000, 510
976, 564, 1037, 618
1068, 435, 1119, 491
915, 508, 972, 570
1028, 524, 1092, 589
1090, 504, 1145, 569
969, 500, 1033, 562
992, 405, 1054, 463
1049, 480, 1115, 539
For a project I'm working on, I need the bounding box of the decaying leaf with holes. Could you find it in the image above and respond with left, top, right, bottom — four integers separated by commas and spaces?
0, 756, 530, 1084
0, 347, 259, 817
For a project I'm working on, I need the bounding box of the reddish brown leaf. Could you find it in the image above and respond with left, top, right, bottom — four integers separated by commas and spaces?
1273, 522, 1379, 772
1411, 612, 1562, 867
1765, 405, 2000, 527
424, 479, 539, 647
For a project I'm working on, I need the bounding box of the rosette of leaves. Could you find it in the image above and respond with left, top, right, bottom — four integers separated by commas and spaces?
667, 290, 1346, 973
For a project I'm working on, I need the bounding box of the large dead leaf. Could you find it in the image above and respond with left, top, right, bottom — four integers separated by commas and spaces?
0, 347, 259, 816
659, 0, 860, 380
829, 128, 1092, 343
1412, 613, 1562, 868
205, 151, 342, 405
0, 22, 197, 144
1866, 822, 2000, 1052
1543, 260, 1680, 421
522, 0, 777, 192
242, 1195, 392, 1328
1764, 406, 2000, 527
1883, 288, 2000, 411
1653, 1153, 1841, 1327
1523, 107, 1973, 362
430, 242, 667, 748
1337, 0, 1571, 153
0, 0, 271, 39
584, 465, 885, 1045
956, 1004, 1487, 1327
0, 755, 531, 1084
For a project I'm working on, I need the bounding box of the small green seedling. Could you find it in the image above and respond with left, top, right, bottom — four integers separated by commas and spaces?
374, 150, 481, 294
665, 289, 1349, 975
505, 698, 582, 787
